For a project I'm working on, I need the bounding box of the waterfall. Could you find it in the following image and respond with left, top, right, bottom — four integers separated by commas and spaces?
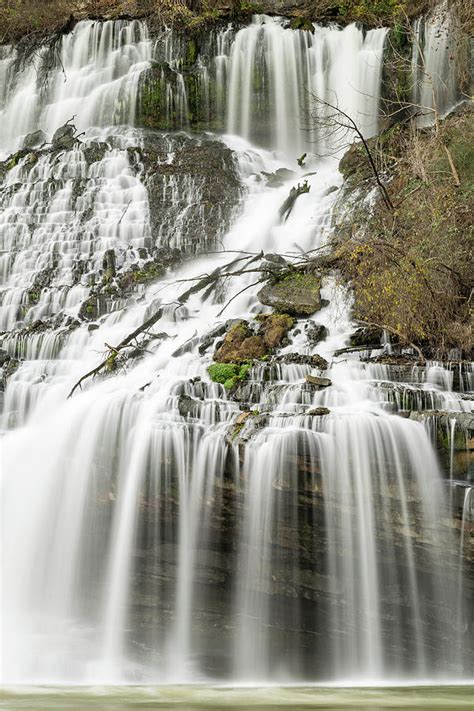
225, 17, 387, 155
0, 20, 152, 157
411, 0, 461, 127
0, 13, 472, 686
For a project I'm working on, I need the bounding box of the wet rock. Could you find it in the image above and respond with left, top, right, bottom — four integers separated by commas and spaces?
102, 249, 116, 283
0, 148, 29, 176
214, 315, 294, 363
275, 352, 328, 370
0, 348, 11, 366
307, 407, 331, 416
407, 410, 474, 437
306, 322, 328, 346
83, 141, 109, 164
350, 325, 384, 347
23, 129, 48, 149
117, 261, 164, 292
52, 123, 77, 150
261, 168, 297, 187
257, 314, 295, 349
177, 394, 200, 419
137, 132, 241, 255
1, 358, 20, 391
305, 374, 332, 387
198, 323, 228, 354
258, 271, 321, 316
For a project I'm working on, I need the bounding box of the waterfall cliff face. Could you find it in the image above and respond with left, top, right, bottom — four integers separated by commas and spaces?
0, 13, 471, 685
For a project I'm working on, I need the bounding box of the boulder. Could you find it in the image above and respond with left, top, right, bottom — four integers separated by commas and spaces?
0, 348, 11, 366
52, 123, 77, 150
275, 352, 328, 370
350, 325, 384, 347
305, 375, 332, 387
257, 314, 294, 349
306, 322, 328, 345
258, 271, 321, 316
214, 316, 294, 363
307, 407, 331, 416
23, 130, 48, 149
261, 168, 296, 188
214, 322, 265, 363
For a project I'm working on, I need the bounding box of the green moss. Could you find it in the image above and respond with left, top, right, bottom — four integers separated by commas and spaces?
208, 361, 251, 389
289, 17, 314, 32
184, 39, 197, 69
105, 353, 117, 373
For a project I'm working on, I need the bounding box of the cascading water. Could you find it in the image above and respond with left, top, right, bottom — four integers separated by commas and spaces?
411, 0, 461, 127
0, 11, 472, 686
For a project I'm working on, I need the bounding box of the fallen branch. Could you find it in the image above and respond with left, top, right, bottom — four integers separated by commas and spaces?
443, 144, 461, 187
68, 306, 164, 398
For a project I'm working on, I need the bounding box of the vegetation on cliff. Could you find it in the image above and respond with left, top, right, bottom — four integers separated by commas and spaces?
334, 107, 473, 357
0, 0, 456, 43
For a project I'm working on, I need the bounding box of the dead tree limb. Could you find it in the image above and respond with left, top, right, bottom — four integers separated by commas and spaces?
308, 95, 394, 210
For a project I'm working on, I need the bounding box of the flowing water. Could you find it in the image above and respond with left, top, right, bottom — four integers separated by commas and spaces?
1, 685, 474, 710
0, 9, 472, 692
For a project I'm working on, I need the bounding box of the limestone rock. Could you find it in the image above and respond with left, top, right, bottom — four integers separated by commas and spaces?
306, 322, 328, 346
258, 272, 321, 316
22, 130, 48, 149
350, 325, 384, 347
305, 374, 332, 387
307, 407, 331, 416
52, 123, 77, 150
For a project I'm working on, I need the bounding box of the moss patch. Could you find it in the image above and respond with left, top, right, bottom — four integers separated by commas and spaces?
208, 362, 251, 390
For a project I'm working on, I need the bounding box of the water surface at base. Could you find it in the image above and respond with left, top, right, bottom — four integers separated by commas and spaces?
1, 686, 473, 710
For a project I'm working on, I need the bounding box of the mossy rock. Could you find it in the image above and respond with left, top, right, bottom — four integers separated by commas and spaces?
214, 315, 294, 363
256, 313, 295, 348
214, 321, 266, 363
257, 272, 321, 316
208, 362, 251, 390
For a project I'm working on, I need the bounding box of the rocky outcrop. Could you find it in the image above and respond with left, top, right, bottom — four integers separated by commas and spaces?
213, 314, 295, 364
258, 271, 322, 316
131, 132, 241, 254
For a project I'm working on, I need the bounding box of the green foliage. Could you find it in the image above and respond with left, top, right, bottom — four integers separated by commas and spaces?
208, 362, 251, 389
335, 111, 473, 356
337, 0, 407, 24
289, 16, 314, 32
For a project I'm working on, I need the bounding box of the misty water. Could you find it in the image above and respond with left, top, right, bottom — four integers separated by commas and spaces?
0, 4, 472, 708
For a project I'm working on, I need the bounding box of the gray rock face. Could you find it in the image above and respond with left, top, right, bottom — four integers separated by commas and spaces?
350, 325, 384, 347
258, 272, 322, 316
22, 129, 48, 149
132, 132, 241, 254
305, 374, 332, 387
306, 322, 328, 345
0, 348, 11, 366
52, 123, 77, 150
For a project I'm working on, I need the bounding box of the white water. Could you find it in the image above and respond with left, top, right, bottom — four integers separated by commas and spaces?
411, 0, 461, 127
0, 13, 471, 686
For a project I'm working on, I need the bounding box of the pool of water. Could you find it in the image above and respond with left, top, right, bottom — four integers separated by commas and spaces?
1, 686, 473, 710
